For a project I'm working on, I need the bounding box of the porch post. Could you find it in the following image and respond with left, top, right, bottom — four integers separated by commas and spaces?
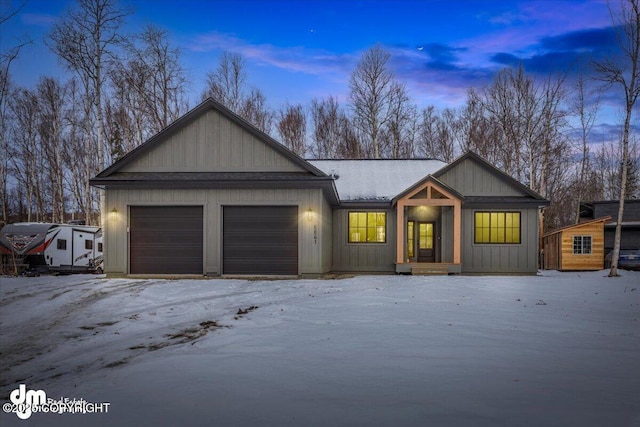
396, 201, 405, 264
453, 200, 461, 264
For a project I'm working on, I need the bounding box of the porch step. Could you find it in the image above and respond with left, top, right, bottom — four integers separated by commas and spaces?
411, 265, 449, 275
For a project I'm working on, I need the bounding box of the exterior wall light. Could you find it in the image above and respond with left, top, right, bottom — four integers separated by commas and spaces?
307, 208, 313, 221
110, 207, 118, 218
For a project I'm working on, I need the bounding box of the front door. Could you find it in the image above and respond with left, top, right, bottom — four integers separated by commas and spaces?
417, 222, 435, 262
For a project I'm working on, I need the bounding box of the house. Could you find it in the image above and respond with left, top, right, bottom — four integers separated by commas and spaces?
542, 217, 611, 271
90, 99, 549, 277
579, 200, 640, 254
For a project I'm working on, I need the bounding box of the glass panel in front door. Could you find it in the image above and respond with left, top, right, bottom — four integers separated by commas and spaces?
419, 223, 433, 249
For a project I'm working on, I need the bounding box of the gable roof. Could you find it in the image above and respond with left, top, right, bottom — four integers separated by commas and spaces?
309, 159, 446, 202
391, 174, 465, 205
94, 98, 327, 179
433, 151, 547, 201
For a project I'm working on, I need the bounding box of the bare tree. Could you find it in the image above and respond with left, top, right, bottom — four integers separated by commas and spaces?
240, 88, 273, 135
310, 96, 342, 158
473, 65, 568, 197
570, 76, 601, 223
126, 25, 188, 130
9, 88, 42, 221
47, 0, 131, 224
594, 0, 640, 276
349, 45, 397, 158
108, 59, 150, 151
0, 69, 14, 224
277, 103, 307, 156
0, 0, 31, 224
37, 77, 67, 223
380, 81, 415, 158
202, 51, 247, 112
63, 78, 97, 221
417, 106, 457, 162
459, 88, 500, 163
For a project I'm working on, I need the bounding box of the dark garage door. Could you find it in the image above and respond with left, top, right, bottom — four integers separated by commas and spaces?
223, 206, 298, 275
130, 206, 203, 274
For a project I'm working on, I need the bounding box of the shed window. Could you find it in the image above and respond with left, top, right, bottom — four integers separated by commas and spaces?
348, 212, 386, 243
474, 212, 521, 244
573, 236, 592, 255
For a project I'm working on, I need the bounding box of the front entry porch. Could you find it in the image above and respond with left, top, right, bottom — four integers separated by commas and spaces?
395, 262, 462, 275
393, 176, 463, 275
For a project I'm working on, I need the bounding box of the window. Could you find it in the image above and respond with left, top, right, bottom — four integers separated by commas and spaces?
98, 243, 103, 252
573, 236, 592, 255
474, 212, 521, 244
407, 221, 415, 258
348, 212, 386, 243
57, 239, 67, 250
85, 239, 93, 250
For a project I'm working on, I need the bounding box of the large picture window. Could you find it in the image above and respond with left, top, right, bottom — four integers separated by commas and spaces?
348, 212, 386, 243
573, 236, 592, 254
474, 211, 521, 244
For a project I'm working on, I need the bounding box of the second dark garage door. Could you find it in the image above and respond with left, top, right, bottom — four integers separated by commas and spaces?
223, 206, 298, 275
129, 206, 203, 274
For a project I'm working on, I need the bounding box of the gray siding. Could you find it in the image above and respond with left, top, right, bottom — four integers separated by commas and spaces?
438, 158, 527, 197
594, 201, 640, 251
332, 208, 396, 272
461, 208, 540, 274
594, 201, 640, 221
321, 197, 333, 272
604, 227, 640, 251
120, 109, 305, 173
104, 188, 330, 275
441, 206, 454, 263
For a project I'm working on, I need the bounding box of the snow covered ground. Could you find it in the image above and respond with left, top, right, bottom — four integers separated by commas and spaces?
1, 271, 639, 427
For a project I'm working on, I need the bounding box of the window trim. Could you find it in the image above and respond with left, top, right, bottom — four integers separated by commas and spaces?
474, 211, 521, 245
347, 211, 387, 244
573, 235, 592, 255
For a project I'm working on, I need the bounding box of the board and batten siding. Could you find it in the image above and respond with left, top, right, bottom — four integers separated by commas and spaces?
120, 109, 306, 173
104, 188, 330, 276
438, 158, 525, 197
461, 208, 540, 274
331, 209, 396, 272
440, 206, 454, 263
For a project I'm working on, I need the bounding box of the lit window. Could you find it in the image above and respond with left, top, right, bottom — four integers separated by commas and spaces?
407, 221, 414, 258
573, 236, 592, 254
474, 212, 520, 244
348, 212, 386, 243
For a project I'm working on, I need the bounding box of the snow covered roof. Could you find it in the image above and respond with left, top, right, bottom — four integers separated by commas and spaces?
309, 159, 447, 202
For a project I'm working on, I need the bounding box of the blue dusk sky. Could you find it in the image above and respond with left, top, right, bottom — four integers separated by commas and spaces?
2, 0, 632, 142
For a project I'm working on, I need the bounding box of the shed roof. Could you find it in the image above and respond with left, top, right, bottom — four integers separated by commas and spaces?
543, 216, 612, 238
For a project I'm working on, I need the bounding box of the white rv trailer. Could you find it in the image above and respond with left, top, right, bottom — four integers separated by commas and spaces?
0, 223, 103, 274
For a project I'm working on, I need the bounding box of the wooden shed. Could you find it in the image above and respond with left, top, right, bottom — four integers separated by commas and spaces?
543, 216, 611, 271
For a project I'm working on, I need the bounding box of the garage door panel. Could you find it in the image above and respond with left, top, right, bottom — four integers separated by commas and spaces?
130, 206, 203, 274
223, 206, 298, 275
